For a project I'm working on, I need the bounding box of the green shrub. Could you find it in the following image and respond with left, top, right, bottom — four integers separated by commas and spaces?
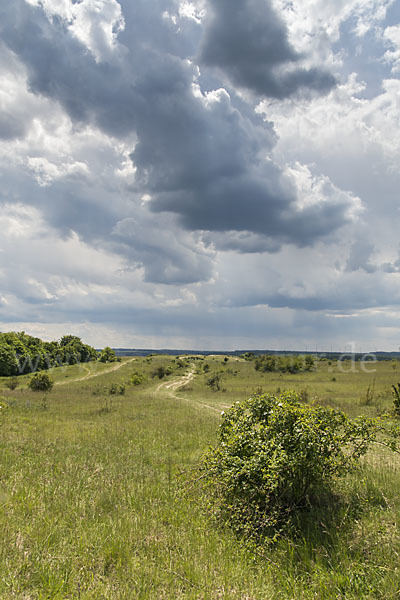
199, 391, 399, 541
28, 372, 54, 392
129, 372, 146, 386
206, 372, 222, 391
152, 366, 166, 379
5, 376, 19, 390
254, 354, 313, 374
108, 383, 125, 395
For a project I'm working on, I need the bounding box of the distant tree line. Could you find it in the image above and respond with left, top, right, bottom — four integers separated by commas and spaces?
0, 332, 115, 376
254, 354, 315, 374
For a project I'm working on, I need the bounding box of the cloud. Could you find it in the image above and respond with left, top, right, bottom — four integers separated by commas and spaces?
0, 0, 359, 265
112, 215, 214, 284
200, 0, 337, 99
383, 25, 400, 72
0, 0, 138, 137
346, 238, 377, 273
0, 0, 399, 350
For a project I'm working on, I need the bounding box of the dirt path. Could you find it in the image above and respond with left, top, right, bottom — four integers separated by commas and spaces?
155, 366, 229, 414
56, 357, 228, 416
56, 357, 137, 385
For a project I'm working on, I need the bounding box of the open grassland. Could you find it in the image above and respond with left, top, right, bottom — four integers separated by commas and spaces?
0, 355, 400, 598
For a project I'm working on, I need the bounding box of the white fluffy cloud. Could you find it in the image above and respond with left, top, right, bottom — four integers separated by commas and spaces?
384, 25, 400, 72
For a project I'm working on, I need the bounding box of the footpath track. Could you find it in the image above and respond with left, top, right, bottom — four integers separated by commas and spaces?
56, 357, 137, 385
56, 358, 229, 416
155, 365, 229, 414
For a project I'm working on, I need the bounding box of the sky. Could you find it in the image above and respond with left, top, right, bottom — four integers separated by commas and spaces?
0, 0, 400, 351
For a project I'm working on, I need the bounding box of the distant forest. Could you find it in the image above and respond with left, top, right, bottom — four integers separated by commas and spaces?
0, 332, 116, 376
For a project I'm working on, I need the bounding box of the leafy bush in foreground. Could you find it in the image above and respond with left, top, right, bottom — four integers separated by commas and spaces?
200, 391, 400, 541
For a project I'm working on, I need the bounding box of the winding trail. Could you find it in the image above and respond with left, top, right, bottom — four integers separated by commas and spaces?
56, 357, 137, 385
155, 365, 229, 414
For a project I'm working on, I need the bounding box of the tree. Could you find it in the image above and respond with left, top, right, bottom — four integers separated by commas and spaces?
0, 343, 18, 376
304, 355, 315, 371
0, 332, 98, 375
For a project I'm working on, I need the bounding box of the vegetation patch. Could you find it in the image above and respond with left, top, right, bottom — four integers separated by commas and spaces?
254, 354, 315, 373
0, 331, 98, 376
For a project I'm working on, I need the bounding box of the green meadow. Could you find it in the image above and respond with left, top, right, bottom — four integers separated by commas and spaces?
0, 355, 400, 599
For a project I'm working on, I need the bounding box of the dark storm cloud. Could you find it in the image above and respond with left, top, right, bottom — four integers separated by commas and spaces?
0, 0, 352, 284
0, 0, 139, 138
113, 217, 213, 284
220, 281, 400, 313
200, 0, 337, 99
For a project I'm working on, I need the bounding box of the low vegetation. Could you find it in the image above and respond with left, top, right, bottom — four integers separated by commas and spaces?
254, 353, 315, 373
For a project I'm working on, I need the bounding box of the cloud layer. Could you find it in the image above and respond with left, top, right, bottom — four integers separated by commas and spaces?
0, 0, 399, 349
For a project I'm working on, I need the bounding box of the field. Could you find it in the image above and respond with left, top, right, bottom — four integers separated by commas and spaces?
0, 355, 400, 599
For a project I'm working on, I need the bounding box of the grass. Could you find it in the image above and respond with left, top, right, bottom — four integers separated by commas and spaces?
0, 355, 399, 598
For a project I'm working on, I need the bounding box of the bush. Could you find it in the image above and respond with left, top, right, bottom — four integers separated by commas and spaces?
5, 376, 19, 391
206, 372, 222, 391
130, 372, 145, 386
152, 366, 166, 379
28, 372, 54, 392
199, 391, 400, 541
108, 383, 126, 395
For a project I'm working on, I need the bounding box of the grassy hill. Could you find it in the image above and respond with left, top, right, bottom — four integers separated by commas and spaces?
0, 355, 399, 598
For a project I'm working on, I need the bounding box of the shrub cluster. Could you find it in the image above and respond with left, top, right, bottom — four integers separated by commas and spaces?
255, 354, 314, 374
